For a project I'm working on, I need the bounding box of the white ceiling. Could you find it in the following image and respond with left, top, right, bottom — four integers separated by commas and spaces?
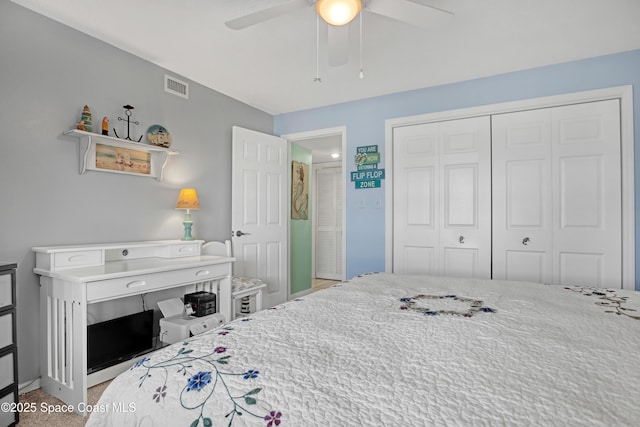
294, 134, 343, 163
10, 0, 640, 115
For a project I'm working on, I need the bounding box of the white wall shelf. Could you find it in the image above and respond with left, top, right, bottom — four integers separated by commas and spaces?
63, 129, 180, 181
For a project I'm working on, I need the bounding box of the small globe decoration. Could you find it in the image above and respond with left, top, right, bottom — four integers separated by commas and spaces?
147, 124, 172, 148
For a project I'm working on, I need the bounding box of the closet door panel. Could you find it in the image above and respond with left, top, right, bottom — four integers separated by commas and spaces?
492, 109, 553, 282
559, 156, 603, 228
559, 252, 604, 286
552, 99, 621, 287
393, 117, 490, 278
393, 125, 440, 274
404, 246, 436, 274
493, 99, 621, 288
506, 160, 545, 228
443, 164, 477, 227
439, 117, 491, 278
441, 162, 484, 277
406, 168, 435, 225
505, 251, 546, 283
444, 247, 478, 278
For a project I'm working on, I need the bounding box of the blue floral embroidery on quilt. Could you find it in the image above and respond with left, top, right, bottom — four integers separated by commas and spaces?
186, 371, 212, 392
131, 322, 282, 427
130, 357, 150, 369
244, 370, 259, 380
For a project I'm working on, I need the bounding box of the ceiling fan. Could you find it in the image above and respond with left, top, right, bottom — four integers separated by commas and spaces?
225, 0, 453, 70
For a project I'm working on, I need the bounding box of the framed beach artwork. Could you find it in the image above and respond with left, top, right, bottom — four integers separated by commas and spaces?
291, 161, 309, 220
95, 143, 151, 175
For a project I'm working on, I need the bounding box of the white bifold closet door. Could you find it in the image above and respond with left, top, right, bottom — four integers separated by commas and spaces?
315, 166, 343, 280
393, 116, 491, 278
492, 99, 622, 287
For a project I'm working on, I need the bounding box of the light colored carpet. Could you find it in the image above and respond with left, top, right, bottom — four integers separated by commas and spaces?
18, 380, 111, 426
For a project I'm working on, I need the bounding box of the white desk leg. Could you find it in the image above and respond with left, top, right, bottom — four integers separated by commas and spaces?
231, 296, 236, 321
255, 289, 263, 313
72, 290, 88, 415
39, 278, 88, 415
218, 275, 232, 323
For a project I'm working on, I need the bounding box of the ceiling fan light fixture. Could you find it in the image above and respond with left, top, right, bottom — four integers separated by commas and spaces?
316, 0, 362, 26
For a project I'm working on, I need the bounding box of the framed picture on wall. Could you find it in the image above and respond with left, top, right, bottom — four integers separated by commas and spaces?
95, 143, 151, 175
291, 161, 309, 220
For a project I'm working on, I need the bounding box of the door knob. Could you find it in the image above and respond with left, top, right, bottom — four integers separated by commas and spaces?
235, 230, 251, 237
459, 236, 465, 244
522, 237, 530, 245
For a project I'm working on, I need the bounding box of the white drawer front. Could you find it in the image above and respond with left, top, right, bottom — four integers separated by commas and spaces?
0, 312, 13, 350
0, 352, 14, 390
170, 243, 201, 257
0, 274, 11, 310
54, 250, 103, 269
86, 263, 228, 303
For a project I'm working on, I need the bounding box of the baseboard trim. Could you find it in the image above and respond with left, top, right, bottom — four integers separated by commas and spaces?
289, 288, 313, 300
18, 378, 41, 395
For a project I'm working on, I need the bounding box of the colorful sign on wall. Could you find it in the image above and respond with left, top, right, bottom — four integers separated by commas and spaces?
351, 145, 385, 189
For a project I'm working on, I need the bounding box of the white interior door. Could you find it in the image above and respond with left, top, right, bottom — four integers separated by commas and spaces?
232, 126, 288, 307
393, 116, 491, 278
492, 99, 622, 287
314, 165, 343, 280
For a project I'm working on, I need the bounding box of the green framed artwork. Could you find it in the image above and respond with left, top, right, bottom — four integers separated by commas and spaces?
291, 161, 309, 220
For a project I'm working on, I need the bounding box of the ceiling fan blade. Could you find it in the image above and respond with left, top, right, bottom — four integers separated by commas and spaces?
366, 0, 453, 29
328, 24, 349, 66
225, 0, 308, 30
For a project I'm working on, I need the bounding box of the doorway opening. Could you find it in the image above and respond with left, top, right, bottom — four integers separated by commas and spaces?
284, 127, 347, 285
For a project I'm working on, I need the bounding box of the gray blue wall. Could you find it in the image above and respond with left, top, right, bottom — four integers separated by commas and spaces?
274, 49, 640, 289
0, 2, 273, 383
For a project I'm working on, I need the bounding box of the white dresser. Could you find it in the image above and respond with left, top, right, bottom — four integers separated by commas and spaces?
33, 240, 234, 415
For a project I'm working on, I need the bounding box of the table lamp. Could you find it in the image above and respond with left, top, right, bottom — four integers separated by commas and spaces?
176, 188, 200, 240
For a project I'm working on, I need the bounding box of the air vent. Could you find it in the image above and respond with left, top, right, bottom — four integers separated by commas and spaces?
164, 74, 189, 99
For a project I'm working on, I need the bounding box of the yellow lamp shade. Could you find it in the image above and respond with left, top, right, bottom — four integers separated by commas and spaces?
316, 0, 362, 26
176, 188, 200, 210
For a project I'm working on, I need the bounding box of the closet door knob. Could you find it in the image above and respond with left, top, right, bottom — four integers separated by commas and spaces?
522, 237, 530, 245
459, 236, 465, 244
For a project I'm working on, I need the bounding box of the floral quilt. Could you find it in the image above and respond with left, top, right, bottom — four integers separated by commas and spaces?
86, 273, 640, 426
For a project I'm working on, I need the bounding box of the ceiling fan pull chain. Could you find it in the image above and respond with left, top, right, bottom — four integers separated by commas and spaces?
314, 14, 322, 83
359, 9, 364, 79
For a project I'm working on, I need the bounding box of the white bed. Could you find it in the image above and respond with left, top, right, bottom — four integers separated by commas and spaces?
85, 273, 640, 426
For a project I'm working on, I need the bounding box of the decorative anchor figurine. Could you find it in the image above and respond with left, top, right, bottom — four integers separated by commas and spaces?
113, 104, 143, 142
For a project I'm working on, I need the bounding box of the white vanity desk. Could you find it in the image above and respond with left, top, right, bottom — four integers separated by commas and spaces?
33, 240, 234, 415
